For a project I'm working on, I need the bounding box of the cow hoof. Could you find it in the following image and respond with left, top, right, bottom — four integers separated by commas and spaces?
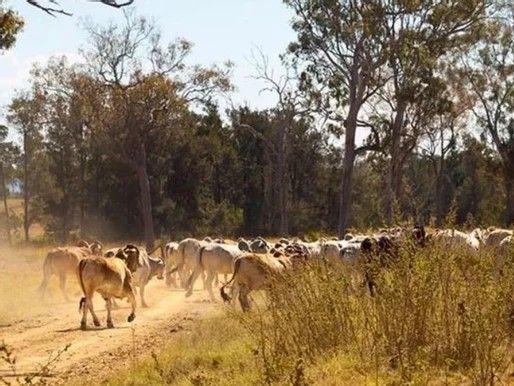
80, 322, 87, 330
93, 320, 101, 327
107, 320, 114, 329
127, 313, 135, 323
142, 303, 149, 308
185, 291, 193, 298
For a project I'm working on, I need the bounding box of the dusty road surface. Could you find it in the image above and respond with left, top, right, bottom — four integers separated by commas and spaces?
0, 279, 221, 385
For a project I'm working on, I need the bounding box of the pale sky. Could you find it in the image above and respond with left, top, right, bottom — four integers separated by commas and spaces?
0, 0, 296, 134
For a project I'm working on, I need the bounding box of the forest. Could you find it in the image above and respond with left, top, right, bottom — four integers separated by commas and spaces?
1, 0, 513, 250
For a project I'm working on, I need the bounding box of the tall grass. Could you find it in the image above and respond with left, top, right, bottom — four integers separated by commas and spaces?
241, 244, 514, 385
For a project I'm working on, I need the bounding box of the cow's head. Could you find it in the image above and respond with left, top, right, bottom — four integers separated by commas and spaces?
412, 225, 426, 246
250, 238, 270, 254
76, 240, 90, 249
90, 240, 103, 255
113, 248, 127, 260
238, 239, 251, 252
123, 244, 144, 273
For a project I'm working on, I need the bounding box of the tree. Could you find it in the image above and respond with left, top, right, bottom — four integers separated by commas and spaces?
377, 0, 488, 224
0, 125, 19, 244
457, 13, 514, 225
285, 0, 389, 237
7, 91, 53, 242
81, 10, 231, 250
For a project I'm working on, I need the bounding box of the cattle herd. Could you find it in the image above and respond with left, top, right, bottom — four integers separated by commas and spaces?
36, 226, 513, 330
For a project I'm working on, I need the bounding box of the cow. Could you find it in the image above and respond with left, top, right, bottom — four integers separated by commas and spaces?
38, 240, 103, 301
184, 243, 243, 300
249, 237, 271, 254
170, 238, 206, 288
220, 251, 306, 311
499, 235, 513, 256
360, 235, 398, 296
164, 241, 180, 287
120, 245, 165, 307
238, 238, 251, 252
77, 249, 137, 330
485, 228, 513, 247
431, 229, 480, 252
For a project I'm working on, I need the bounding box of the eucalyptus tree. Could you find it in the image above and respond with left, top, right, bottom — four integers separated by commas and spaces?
284, 0, 389, 236
456, 12, 514, 225
81, 10, 232, 250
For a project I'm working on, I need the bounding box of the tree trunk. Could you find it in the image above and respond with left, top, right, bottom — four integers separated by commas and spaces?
435, 164, 444, 226
385, 101, 407, 225
505, 167, 514, 226
79, 152, 86, 236
134, 148, 155, 251
0, 165, 11, 245
338, 129, 357, 238
338, 63, 364, 238
23, 131, 29, 242
277, 139, 289, 235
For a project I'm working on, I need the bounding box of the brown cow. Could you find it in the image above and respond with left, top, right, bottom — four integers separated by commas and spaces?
77, 250, 137, 330
220, 251, 306, 311
38, 240, 103, 301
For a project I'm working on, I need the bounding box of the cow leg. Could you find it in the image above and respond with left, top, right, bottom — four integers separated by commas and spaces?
140, 284, 149, 308
179, 269, 189, 289
127, 291, 136, 323
230, 282, 239, 306
105, 297, 114, 328
59, 273, 70, 302
87, 295, 101, 327
80, 296, 88, 330
202, 270, 207, 290
38, 273, 50, 300
205, 271, 216, 301
185, 266, 203, 298
214, 274, 219, 287
238, 285, 252, 312
111, 298, 120, 309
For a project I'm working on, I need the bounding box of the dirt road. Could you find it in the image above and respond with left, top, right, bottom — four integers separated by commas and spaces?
0, 280, 220, 384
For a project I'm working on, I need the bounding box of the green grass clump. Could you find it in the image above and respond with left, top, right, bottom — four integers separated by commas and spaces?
104, 315, 259, 386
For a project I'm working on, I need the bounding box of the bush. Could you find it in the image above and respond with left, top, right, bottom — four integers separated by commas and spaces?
241, 244, 514, 385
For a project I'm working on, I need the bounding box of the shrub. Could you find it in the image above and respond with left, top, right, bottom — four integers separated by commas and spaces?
241, 244, 514, 385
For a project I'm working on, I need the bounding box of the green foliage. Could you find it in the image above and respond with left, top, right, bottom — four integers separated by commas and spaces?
0, 2, 24, 52
197, 197, 243, 237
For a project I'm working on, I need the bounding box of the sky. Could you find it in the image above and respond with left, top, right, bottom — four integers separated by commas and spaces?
0, 0, 297, 135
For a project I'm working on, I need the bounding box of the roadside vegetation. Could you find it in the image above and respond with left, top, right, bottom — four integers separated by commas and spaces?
95, 239, 514, 386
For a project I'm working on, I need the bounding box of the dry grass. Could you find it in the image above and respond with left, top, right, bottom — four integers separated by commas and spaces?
93, 315, 259, 386
237, 243, 514, 385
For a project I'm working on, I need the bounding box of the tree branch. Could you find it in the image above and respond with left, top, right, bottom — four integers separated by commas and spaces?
26, 0, 134, 16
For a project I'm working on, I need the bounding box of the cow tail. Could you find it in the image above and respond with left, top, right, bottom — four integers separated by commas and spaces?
220, 257, 241, 303
77, 259, 87, 313
37, 254, 52, 294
